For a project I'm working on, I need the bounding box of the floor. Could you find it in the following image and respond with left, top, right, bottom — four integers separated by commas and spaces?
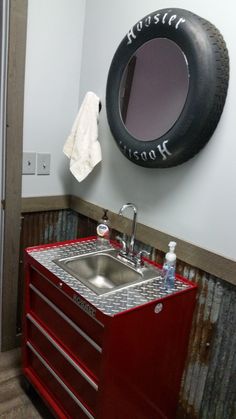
0, 348, 53, 418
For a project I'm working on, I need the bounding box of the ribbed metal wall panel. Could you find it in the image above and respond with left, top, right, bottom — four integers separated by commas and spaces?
20, 209, 79, 247
175, 266, 236, 419
18, 210, 236, 418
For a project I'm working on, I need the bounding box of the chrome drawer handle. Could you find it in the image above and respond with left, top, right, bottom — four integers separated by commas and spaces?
27, 313, 98, 391
30, 266, 104, 327
29, 284, 102, 353
27, 342, 95, 419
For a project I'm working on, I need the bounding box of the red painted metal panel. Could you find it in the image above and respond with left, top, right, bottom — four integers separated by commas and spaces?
25, 348, 89, 419
30, 265, 104, 345
29, 286, 101, 380
27, 317, 97, 413
98, 289, 197, 419
22, 238, 197, 419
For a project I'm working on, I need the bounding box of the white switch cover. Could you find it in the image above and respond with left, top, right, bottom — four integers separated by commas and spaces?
22, 152, 36, 175
37, 153, 51, 175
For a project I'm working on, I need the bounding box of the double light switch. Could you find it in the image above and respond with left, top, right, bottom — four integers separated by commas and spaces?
22, 152, 51, 175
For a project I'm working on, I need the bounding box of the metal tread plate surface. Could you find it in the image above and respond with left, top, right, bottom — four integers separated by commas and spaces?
27, 239, 190, 316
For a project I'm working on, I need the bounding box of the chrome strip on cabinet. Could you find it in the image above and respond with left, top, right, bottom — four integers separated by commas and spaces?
29, 283, 102, 353
27, 342, 95, 419
31, 265, 105, 327
27, 313, 98, 391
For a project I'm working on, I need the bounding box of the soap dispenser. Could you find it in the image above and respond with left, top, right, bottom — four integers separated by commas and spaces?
96, 209, 111, 246
162, 241, 177, 290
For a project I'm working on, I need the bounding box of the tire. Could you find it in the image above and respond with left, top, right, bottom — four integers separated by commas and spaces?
106, 8, 229, 168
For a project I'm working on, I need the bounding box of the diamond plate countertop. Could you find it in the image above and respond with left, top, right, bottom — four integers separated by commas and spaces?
27, 239, 191, 316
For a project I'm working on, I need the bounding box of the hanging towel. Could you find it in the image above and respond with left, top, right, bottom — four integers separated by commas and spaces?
63, 91, 102, 182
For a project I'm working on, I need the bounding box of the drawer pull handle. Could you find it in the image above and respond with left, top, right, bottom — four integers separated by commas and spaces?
29, 284, 102, 353
31, 266, 104, 328
27, 313, 98, 390
27, 342, 95, 419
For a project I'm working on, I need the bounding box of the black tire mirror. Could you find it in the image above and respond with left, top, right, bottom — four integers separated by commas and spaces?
106, 8, 229, 168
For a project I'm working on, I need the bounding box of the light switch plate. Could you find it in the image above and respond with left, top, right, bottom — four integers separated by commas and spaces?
37, 153, 51, 175
22, 152, 36, 175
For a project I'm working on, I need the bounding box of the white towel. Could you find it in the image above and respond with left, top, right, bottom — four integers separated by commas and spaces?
63, 91, 102, 182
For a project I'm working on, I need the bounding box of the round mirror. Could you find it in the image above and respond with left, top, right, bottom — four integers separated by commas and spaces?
119, 38, 189, 141
106, 8, 229, 168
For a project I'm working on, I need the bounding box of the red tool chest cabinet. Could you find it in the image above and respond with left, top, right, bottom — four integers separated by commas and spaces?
22, 238, 197, 419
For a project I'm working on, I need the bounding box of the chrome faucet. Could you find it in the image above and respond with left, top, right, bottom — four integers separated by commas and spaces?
117, 203, 150, 268
118, 203, 137, 256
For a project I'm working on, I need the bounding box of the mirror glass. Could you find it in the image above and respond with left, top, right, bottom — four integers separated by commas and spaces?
119, 38, 190, 141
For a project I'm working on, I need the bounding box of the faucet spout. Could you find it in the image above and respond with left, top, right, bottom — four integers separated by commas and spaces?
118, 203, 137, 256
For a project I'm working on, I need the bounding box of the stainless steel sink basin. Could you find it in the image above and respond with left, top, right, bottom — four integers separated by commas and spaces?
54, 250, 160, 295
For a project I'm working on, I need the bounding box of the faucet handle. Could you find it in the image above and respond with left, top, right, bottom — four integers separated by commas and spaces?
135, 249, 150, 267
116, 235, 127, 255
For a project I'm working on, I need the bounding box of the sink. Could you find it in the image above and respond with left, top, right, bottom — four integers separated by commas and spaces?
54, 250, 160, 295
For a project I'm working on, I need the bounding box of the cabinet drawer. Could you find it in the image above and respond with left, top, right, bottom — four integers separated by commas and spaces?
26, 343, 95, 419
27, 314, 98, 414
29, 284, 101, 379
30, 266, 104, 346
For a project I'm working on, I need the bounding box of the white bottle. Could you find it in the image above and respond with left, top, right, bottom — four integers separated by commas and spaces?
162, 241, 177, 290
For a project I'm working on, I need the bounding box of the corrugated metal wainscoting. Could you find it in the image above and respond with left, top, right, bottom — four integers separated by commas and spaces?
175, 264, 236, 419
19, 209, 236, 419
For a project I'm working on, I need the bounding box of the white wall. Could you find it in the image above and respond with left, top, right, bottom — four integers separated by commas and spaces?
71, 0, 236, 261
22, 0, 86, 196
